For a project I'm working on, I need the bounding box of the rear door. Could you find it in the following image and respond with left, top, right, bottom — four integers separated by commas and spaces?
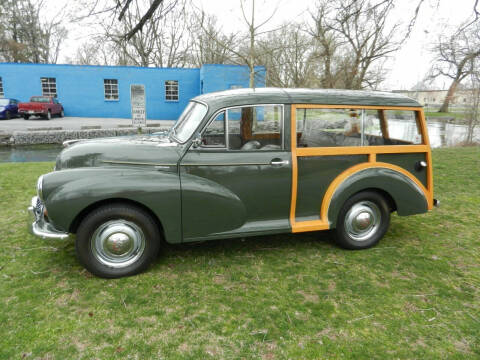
180, 104, 292, 241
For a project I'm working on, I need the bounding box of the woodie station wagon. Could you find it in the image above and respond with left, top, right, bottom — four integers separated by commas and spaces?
28, 88, 438, 278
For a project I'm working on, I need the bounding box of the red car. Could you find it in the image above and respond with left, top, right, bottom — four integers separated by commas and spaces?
18, 96, 64, 120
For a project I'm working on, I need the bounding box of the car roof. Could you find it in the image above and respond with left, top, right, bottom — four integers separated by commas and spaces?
193, 87, 421, 109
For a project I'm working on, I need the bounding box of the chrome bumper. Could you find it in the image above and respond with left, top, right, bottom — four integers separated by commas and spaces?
28, 196, 72, 240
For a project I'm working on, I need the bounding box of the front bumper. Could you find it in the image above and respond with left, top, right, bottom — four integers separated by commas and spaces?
28, 196, 72, 240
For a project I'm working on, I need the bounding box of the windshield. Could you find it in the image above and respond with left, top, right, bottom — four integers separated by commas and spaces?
0, 99, 9, 106
172, 101, 208, 143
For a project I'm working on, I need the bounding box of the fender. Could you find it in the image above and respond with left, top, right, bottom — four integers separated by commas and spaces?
326, 163, 428, 228
42, 167, 182, 243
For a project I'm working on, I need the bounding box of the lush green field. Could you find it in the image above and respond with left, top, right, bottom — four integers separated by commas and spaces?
1, 147, 479, 359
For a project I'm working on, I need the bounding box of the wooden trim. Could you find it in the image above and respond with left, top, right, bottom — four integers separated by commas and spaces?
289, 104, 433, 233
319, 162, 431, 225
296, 144, 429, 157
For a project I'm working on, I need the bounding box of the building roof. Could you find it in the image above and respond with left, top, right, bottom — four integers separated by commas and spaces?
194, 87, 421, 108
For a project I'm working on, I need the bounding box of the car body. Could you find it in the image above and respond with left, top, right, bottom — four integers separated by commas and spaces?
18, 96, 64, 120
28, 88, 437, 278
0, 98, 20, 119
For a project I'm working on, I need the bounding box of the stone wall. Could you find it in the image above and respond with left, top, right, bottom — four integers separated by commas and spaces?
1, 126, 171, 146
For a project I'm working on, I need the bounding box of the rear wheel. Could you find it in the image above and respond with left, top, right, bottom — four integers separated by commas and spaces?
45, 110, 51, 120
23, 114, 30, 120
75, 204, 161, 278
334, 191, 390, 250
59, 109, 64, 117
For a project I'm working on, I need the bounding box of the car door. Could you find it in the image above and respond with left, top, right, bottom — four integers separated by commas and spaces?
180, 104, 292, 241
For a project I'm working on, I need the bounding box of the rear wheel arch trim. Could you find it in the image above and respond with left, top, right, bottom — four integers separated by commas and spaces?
321, 162, 429, 226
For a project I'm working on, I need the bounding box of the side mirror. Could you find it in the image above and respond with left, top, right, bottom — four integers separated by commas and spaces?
192, 135, 202, 148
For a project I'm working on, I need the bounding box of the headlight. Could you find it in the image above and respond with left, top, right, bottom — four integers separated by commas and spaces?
0, 106, 5, 111
37, 175, 44, 200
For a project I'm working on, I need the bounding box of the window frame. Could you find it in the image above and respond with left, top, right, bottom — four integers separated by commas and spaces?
165, 80, 179, 102
104, 79, 119, 101
41, 77, 57, 98
197, 103, 285, 151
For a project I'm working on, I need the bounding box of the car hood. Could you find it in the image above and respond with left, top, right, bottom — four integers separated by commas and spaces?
55, 134, 184, 170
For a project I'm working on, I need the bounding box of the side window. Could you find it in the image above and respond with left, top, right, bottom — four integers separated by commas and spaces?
201, 111, 226, 148
297, 108, 423, 147
384, 110, 422, 145
0, 77, 4, 97
227, 105, 283, 151
297, 108, 366, 147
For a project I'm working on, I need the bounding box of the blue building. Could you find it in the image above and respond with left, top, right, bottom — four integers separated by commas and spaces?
0, 63, 266, 119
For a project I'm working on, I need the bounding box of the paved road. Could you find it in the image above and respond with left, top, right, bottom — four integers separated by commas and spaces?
0, 116, 175, 132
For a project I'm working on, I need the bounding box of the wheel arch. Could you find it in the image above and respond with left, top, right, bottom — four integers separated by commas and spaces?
325, 165, 428, 228
69, 198, 165, 241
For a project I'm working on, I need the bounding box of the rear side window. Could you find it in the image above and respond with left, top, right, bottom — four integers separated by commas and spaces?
297, 108, 423, 147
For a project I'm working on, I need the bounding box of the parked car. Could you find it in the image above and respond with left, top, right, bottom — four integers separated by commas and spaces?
18, 96, 64, 120
28, 88, 438, 278
0, 98, 20, 119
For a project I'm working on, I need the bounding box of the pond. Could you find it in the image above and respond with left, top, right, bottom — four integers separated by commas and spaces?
0, 121, 478, 163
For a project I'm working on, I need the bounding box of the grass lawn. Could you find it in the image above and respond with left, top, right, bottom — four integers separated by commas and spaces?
1, 147, 479, 359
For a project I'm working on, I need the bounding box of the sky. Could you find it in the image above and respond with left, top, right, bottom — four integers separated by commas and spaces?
44, 0, 477, 91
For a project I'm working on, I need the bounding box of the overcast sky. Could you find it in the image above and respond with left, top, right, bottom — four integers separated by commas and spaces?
46, 0, 476, 91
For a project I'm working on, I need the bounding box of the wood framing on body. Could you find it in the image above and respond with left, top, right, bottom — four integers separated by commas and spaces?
289, 104, 434, 233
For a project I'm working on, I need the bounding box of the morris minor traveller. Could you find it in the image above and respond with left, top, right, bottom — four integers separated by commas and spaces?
28, 88, 438, 278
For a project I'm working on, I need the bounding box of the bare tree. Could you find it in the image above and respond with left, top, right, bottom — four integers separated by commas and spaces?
309, 0, 402, 89
0, 0, 67, 63
430, 21, 480, 113
71, 0, 180, 41
464, 71, 480, 144
188, 12, 236, 67
256, 23, 318, 87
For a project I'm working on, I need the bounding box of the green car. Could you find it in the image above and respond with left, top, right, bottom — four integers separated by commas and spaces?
28, 88, 438, 278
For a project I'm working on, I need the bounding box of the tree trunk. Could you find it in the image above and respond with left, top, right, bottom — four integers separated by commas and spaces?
439, 79, 459, 113
249, 0, 255, 88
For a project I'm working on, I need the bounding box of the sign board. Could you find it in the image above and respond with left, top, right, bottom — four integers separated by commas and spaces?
130, 84, 146, 127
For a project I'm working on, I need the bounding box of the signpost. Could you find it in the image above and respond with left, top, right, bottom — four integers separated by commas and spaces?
130, 84, 146, 128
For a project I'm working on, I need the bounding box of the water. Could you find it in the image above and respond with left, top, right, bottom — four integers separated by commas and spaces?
0, 144, 63, 163
0, 122, 478, 163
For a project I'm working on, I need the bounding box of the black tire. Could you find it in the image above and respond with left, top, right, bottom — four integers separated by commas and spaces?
23, 115, 30, 120
334, 191, 390, 250
59, 109, 64, 118
75, 204, 161, 278
45, 110, 51, 120
5, 111, 10, 120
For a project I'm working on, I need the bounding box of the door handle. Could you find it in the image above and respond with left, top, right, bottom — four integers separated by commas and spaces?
270, 159, 289, 166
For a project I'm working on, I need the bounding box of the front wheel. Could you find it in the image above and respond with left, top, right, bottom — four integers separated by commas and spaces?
59, 109, 64, 117
76, 204, 161, 278
5, 111, 11, 120
334, 191, 390, 250
45, 110, 51, 120
23, 114, 30, 120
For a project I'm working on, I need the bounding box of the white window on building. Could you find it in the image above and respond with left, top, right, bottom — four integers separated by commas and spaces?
41, 77, 57, 97
0, 77, 4, 97
104, 79, 119, 100
165, 80, 179, 101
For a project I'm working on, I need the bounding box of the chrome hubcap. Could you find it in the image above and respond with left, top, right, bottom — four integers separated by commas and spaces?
91, 220, 145, 268
344, 201, 381, 241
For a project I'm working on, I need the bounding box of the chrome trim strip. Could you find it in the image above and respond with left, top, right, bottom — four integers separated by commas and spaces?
181, 162, 271, 166
101, 160, 176, 166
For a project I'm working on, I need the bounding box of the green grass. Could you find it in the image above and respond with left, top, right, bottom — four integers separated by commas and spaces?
1, 147, 479, 359
425, 111, 467, 121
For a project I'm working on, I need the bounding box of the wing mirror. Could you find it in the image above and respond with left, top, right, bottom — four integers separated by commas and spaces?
192, 134, 202, 148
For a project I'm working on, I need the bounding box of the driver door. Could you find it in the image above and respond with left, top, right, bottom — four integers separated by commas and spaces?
180, 104, 292, 241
